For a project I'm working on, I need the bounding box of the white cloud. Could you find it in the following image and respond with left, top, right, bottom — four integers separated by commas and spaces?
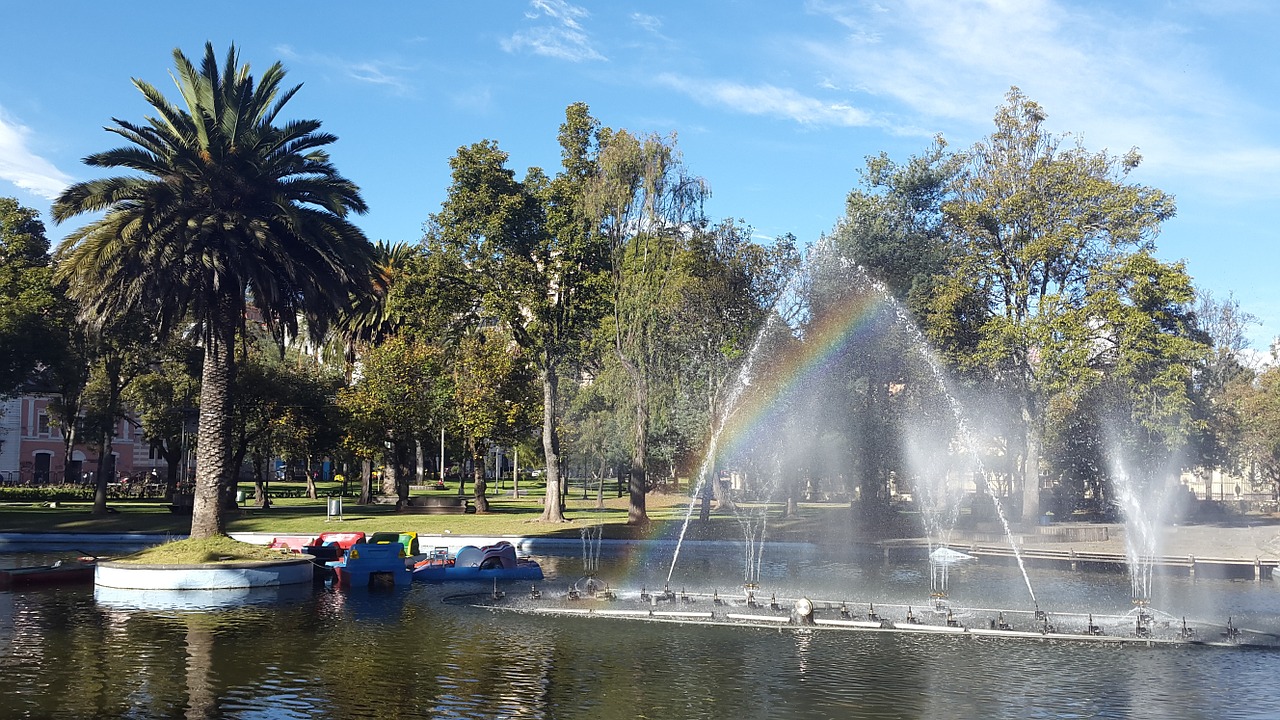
657, 74, 871, 127
0, 107, 72, 200
631, 12, 663, 34
274, 45, 415, 95
502, 0, 606, 62
800, 0, 1280, 196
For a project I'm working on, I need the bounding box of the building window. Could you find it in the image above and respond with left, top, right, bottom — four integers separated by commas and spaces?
37, 413, 50, 436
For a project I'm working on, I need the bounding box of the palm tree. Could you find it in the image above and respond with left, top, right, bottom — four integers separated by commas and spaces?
333, 240, 417, 373
53, 43, 375, 538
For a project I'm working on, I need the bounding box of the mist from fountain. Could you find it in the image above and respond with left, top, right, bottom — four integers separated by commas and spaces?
1108, 452, 1182, 603
667, 239, 1039, 607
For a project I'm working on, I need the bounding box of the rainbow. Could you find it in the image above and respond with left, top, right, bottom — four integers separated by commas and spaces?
605, 287, 898, 579
713, 289, 893, 464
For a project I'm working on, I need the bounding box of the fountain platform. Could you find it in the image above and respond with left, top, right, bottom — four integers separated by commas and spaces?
456, 587, 1279, 651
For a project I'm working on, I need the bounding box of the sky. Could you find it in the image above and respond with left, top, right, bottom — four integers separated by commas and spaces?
1, 1, 1276, 349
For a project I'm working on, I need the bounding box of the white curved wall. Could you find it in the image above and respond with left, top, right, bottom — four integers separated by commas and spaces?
96, 558, 313, 590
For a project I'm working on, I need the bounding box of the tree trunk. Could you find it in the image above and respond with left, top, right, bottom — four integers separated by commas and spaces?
92, 435, 114, 516
381, 449, 397, 497
359, 458, 372, 504
618, 351, 649, 525
1021, 403, 1041, 522
395, 444, 410, 504
539, 357, 566, 522
712, 469, 736, 512
163, 439, 181, 501
252, 452, 268, 507
595, 457, 606, 509
190, 314, 236, 539
305, 460, 317, 500
469, 435, 489, 513
416, 439, 426, 486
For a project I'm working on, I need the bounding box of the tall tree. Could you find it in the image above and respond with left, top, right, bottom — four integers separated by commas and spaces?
827, 142, 962, 513
932, 87, 1175, 520
53, 43, 375, 538
429, 103, 610, 522
1187, 291, 1257, 481
452, 329, 537, 512
123, 339, 201, 498
1238, 365, 1280, 497
337, 335, 449, 504
0, 198, 73, 396
585, 127, 708, 524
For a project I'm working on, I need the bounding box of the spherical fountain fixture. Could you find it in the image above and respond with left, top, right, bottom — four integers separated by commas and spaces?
792, 597, 815, 625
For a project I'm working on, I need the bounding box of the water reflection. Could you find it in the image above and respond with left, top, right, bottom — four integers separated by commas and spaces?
1, 547, 1279, 718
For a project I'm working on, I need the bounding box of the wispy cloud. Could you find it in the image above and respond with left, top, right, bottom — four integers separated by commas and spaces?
0, 107, 72, 200
657, 74, 872, 127
631, 12, 663, 34
275, 45, 415, 95
801, 0, 1280, 194
502, 0, 606, 62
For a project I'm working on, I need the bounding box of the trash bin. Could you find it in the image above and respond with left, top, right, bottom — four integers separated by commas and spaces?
235, 491, 245, 505
327, 496, 343, 521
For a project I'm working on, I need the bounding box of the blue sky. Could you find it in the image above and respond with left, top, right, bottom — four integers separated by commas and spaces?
1, 1, 1276, 349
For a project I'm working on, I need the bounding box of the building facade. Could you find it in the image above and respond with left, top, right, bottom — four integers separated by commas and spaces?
0, 395, 166, 485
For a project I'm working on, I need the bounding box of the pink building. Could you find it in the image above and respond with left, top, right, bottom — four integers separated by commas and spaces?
0, 395, 166, 485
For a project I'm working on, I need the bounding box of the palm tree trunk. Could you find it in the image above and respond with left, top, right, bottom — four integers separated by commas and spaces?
190, 316, 236, 539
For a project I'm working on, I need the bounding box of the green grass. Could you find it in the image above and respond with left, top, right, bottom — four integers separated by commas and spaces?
114, 536, 288, 564
0, 488, 871, 544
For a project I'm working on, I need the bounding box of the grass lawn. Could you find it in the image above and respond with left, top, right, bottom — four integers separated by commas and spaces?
0, 482, 874, 545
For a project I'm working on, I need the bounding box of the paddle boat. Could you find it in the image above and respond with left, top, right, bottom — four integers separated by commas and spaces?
0, 557, 97, 590
411, 541, 543, 583
328, 540, 413, 587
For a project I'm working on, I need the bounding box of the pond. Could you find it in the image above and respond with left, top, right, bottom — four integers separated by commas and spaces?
3, 542, 1280, 719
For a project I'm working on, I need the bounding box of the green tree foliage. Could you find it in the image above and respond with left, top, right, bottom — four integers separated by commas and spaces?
77, 311, 161, 513
1185, 291, 1257, 479
0, 198, 73, 396
337, 335, 449, 504
123, 339, 202, 497
825, 142, 964, 510
1237, 364, 1280, 494
931, 87, 1176, 518
662, 221, 798, 503
53, 44, 375, 538
585, 125, 709, 523
428, 103, 610, 522
452, 329, 537, 512
232, 348, 343, 505
1055, 253, 1210, 502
